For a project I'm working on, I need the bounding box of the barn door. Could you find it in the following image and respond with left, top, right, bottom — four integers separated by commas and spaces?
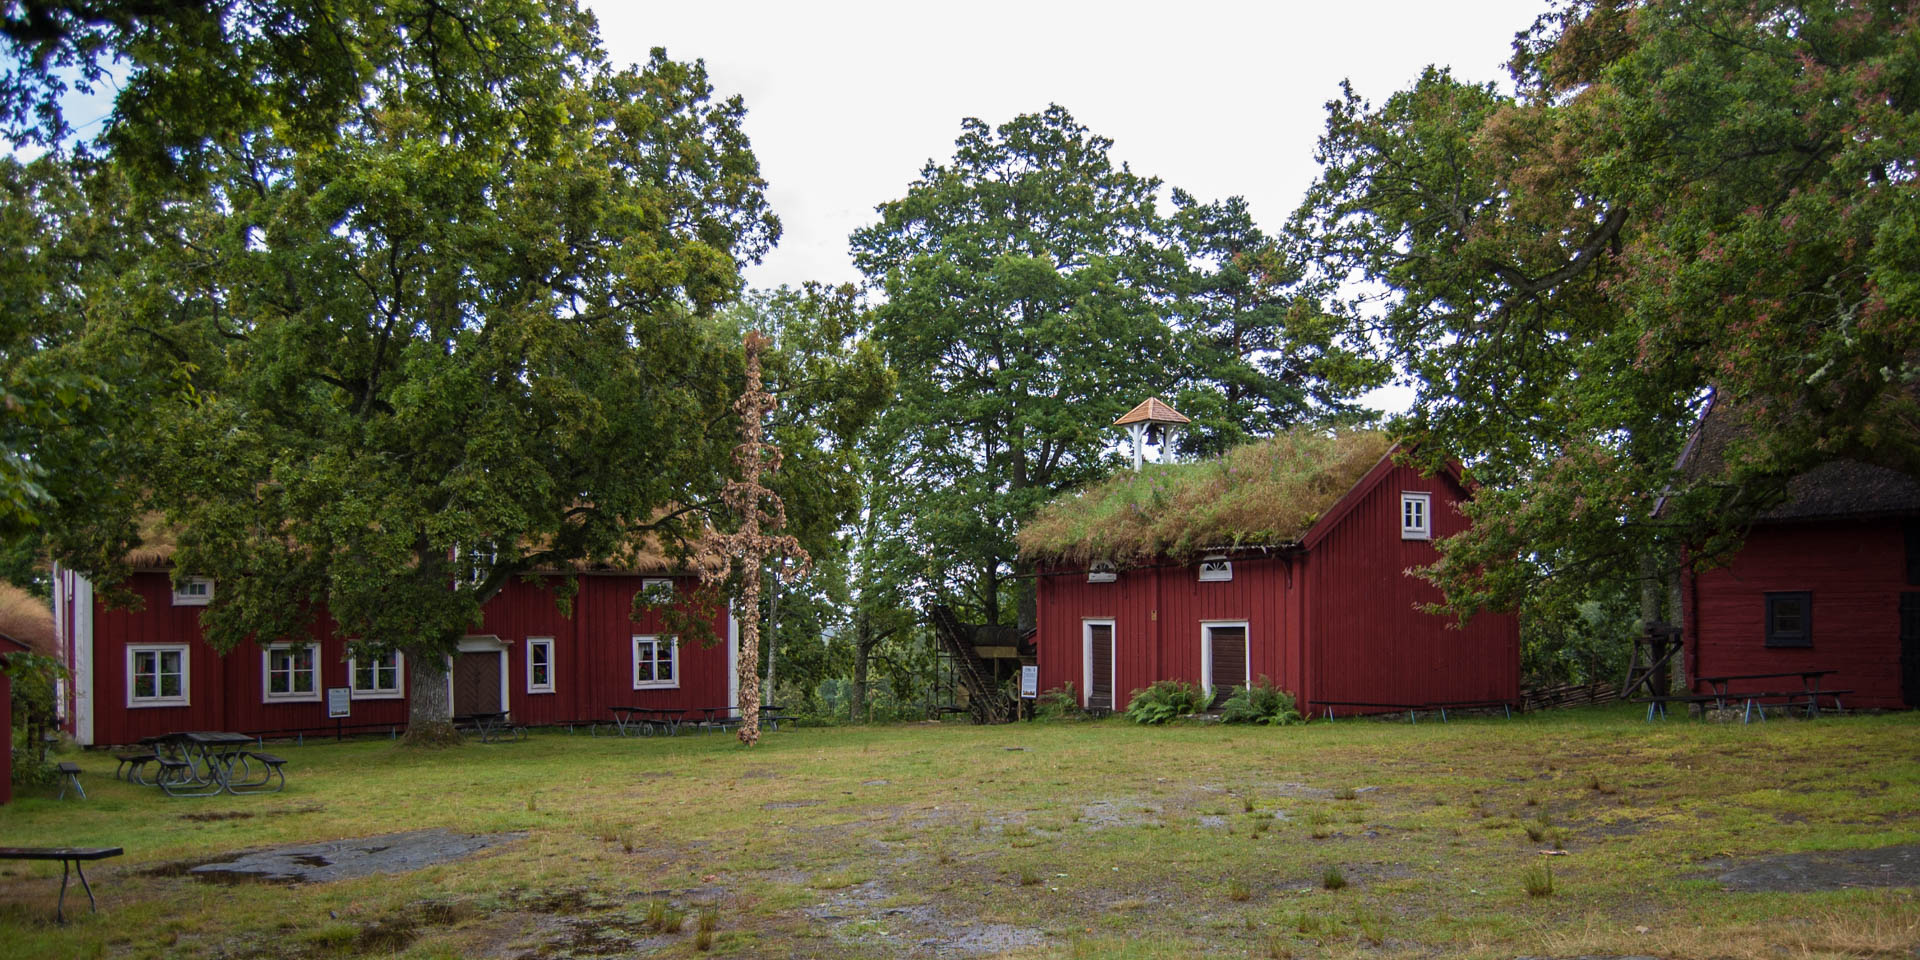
453, 651, 502, 715
1901, 593, 1919, 708
1206, 624, 1248, 709
1086, 623, 1115, 711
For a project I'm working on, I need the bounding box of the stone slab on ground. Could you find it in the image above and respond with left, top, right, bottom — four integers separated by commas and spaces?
190, 828, 522, 884
1705, 843, 1920, 893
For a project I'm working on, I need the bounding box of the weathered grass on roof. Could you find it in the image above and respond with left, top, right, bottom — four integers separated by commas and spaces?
1018, 428, 1393, 564
0, 583, 56, 655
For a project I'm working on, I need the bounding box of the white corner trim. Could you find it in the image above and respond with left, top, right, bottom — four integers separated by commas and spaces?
56, 568, 96, 745
727, 600, 740, 710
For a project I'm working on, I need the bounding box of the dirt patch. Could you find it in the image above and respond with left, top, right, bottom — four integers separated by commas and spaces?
179, 811, 255, 822
1705, 843, 1920, 892
185, 829, 523, 884
762, 799, 822, 810
804, 878, 1045, 956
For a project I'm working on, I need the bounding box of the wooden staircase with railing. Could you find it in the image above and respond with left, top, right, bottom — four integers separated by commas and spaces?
930, 604, 1017, 724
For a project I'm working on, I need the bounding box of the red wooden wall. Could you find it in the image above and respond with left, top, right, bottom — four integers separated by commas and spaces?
1684, 519, 1911, 708
77, 570, 729, 745
1302, 462, 1519, 712
1033, 459, 1519, 715
1, 673, 11, 804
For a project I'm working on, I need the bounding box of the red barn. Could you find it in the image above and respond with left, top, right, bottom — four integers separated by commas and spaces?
1675, 400, 1920, 709
52, 565, 737, 746
1023, 418, 1519, 716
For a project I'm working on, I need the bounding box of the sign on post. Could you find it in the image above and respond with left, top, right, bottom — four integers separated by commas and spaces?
327, 687, 352, 719
1019, 665, 1038, 699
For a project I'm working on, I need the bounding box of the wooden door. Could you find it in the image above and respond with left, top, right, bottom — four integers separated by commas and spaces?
1207, 625, 1248, 709
454, 651, 502, 715
1087, 624, 1114, 711
1901, 593, 1919, 708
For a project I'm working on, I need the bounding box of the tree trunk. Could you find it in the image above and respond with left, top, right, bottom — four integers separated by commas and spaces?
403, 652, 460, 746
852, 612, 873, 723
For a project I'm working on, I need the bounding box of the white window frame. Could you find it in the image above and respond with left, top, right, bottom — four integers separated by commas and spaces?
347, 650, 406, 700
1198, 554, 1233, 582
1087, 560, 1117, 584
639, 578, 675, 604
127, 643, 190, 708
527, 637, 556, 694
1400, 491, 1432, 540
632, 635, 679, 689
1200, 620, 1252, 697
1082, 619, 1116, 709
171, 576, 214, 606
262, 642, 322, 703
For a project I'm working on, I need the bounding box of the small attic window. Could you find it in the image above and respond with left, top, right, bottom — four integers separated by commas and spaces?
1087, 560, 1117, 584
1198, 555, 1232, 582
171, 577, 213, 606
1400, 492, 1431, 540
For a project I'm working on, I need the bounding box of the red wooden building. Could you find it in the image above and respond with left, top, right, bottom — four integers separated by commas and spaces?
52, 566, 737, 746
1675, 400, 1920, 708
1026, 416, 1519, 716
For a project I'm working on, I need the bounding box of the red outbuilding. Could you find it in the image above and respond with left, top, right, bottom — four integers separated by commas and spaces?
1023, 411, 1519, 717
1675, 398, 1920, 709
52, 564, 737, 746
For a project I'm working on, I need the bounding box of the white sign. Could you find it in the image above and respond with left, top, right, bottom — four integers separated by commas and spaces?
1019, 665, 1038, 699
327, 687, 352, 719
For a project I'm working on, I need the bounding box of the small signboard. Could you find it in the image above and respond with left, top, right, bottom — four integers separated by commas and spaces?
1019, 665, 1038, 699
327, 687, 352, 719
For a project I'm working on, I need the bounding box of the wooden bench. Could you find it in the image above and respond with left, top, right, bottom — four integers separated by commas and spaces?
55, 762, 85, 800
235, 752, 288, 792
0, 847, 123, 922
112, 752, 157, 784
1635, 694, 1723, 721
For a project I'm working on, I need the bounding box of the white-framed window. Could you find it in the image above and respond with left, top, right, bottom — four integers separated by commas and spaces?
632, 635, 679, 689
128, 644, 189, 707
1400, 492, 1432, 540
171, 576, 214, 606
348, 650, 405, 699
1198, 554, 1233, 582
455, 542, 496, 589
527, 637, 556, 694
639, 578, 675, 604
1087, 560, 1118, 583
263, 643, 321, 702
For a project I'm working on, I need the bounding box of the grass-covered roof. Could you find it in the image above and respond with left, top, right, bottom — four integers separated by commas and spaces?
1018, 428, 1393, 564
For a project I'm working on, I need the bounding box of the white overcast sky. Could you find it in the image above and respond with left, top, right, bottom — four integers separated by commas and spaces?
589, 0, 1551, 294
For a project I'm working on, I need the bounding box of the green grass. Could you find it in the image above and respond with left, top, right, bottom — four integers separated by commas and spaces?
0, 706, 1916, 958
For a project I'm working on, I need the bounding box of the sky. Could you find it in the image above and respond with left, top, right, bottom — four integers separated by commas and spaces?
588, 0, 1551, 294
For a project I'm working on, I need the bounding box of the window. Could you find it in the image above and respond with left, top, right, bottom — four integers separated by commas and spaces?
349, 650, 404, 699
1400, 492, 1431, 540
128, 644, 189, 707
1198, 554, 1232, 582
171, 577, 214, 606
1764, 592, 1813, 648
455, 542, 496, 589
527, 638, 555, 694
639, 578, 675, 604
1087, 560, 1117, 584
263, 643, 320, 702
632, 635, 679, 689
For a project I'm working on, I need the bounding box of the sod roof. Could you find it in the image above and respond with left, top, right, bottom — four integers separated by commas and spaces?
1018, 428, 1395, 564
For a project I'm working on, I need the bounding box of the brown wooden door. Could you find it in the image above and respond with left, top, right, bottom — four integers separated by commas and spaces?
1088, 624, 1114, 711
454, 651, 502, 715
1207, 625, 1247, 709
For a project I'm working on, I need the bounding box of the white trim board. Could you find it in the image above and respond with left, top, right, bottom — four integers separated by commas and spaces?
1082, 619, 1115, 710
1200, 620, 1251, 696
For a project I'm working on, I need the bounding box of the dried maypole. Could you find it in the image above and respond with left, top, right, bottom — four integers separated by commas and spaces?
697, 331, 810, 745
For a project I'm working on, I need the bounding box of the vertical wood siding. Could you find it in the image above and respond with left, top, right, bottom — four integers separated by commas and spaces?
1683, 519, 1909, 708
1303, 464, 1519, 713
84, 571, 729, 745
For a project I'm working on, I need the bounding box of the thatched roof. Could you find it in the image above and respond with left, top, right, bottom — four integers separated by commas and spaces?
1677, 394, 1920, 521
1018, 428, 1395, 564
1114, 397, 1190, 426
0, 584, 56, 656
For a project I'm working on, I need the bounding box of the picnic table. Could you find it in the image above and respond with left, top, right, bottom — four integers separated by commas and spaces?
693, 705, 794, 732
455, 711, 526, 743
0, 846, 123, 923
1316, 699, 1516, 723
607, 706, 688, 737
138, 732, 285, 797
1695, 670, 1848, 721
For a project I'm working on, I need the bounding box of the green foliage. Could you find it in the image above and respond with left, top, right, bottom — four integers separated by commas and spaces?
1521, 862, 1555, 898
1293, 0, 1920, 621
5, 651, 65, 783
1320, 865, 1347, 890
1018, 428, 1390, 563
1032, 683, 1087, 721
1124, 680, 1204, 725
1217, 677, 1303, 726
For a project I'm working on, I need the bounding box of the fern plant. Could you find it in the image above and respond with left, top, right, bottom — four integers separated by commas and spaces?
1218, 676, 1303, 725
1125, 680, 1205, 724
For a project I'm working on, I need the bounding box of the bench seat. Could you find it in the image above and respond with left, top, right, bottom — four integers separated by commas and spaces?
0, 846, 122, 923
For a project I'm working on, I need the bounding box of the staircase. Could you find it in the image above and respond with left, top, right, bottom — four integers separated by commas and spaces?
930, 605, 1017, 724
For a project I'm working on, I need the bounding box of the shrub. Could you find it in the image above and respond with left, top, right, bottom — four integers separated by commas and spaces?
6, 651, 66, 786
1125, 680, 1205, 724
1032, 683, 1087, 721
1522, 862, 1555, 897
1218, 677, 1303, 725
